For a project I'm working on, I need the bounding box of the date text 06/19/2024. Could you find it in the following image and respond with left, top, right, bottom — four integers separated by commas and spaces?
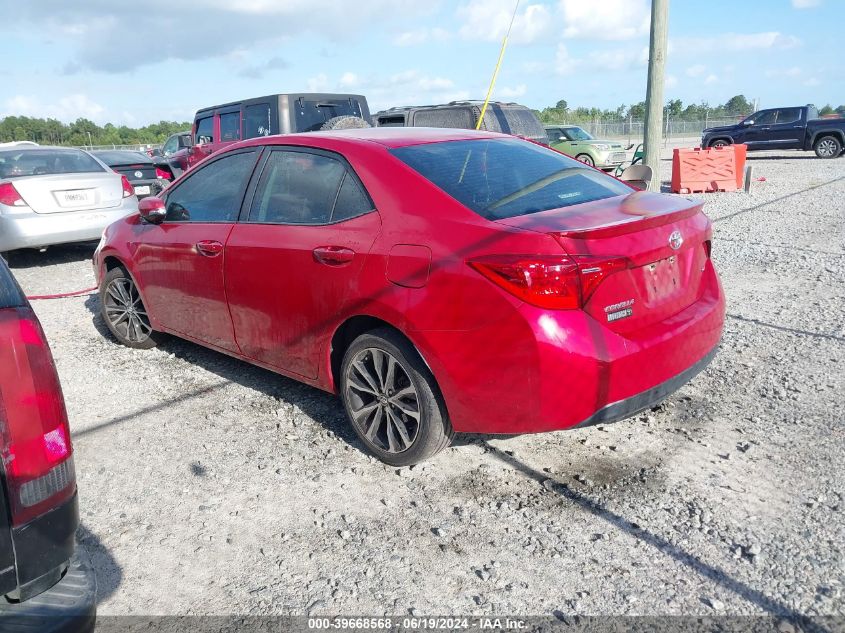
307, 617, 528, 630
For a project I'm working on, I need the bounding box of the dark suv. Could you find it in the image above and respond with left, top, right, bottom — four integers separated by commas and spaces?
187, 93, 371, 169
0, 260, 95, 631
373, 101, 549, 145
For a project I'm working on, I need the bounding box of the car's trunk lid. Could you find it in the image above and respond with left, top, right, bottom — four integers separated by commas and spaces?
11, 172, 124, 214
497, 191, 713, 333
110, 163, 156, 181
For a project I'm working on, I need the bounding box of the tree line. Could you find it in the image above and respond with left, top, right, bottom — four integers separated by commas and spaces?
0, 117, 191, 146
536, 94, 845, 125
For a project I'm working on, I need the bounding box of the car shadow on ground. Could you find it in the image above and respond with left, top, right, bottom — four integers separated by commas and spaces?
82, 294, 365, 453
482, 443, 825, 632
5, 242, 99, 269
77, 522, 122, 605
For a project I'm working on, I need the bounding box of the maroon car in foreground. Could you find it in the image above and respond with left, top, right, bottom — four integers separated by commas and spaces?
94, 128, 724, 466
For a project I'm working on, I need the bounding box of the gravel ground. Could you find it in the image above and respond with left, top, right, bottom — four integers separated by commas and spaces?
7, 147, 844, 620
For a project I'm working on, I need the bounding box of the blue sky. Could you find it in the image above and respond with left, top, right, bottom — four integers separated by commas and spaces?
0, 0, 841, 125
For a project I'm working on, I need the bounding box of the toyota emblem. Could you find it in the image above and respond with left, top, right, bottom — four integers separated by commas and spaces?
134, 170, 143, 178
669, 230, 683, 250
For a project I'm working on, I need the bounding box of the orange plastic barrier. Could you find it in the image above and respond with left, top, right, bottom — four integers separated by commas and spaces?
671, 144, 747, 193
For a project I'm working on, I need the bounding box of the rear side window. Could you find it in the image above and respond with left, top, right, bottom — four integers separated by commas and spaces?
0, 261, 25, 309
249, 150, 372, 224
377, 115, 406, 127
0, 149, 104, 179
196, 116, 214, 144
164, 151, 256, 222
391, 138, 632, 221
244, 103, 275, 138
777, 108, 801, 124
219, 112, 241, 141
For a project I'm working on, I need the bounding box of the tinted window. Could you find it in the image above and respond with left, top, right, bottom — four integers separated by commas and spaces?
219, 112, 241, 141
545, 128, 563, 142
391, 138, 632, 221
412, 107, 474, 129
480, 106, 547, 142
777, 108, 801, 124
753, 111, 777, 125
377, 115, 406, 127
0, 260, 25, 309
196, 116, 214, 144
92, 151, 150, 165
245, 103, 275, 138
333, 173, 374, 221
563, 127, 592, 141
294, 98, 365, 132
0, 149, 104, 179
164, 151, 256, 222
248, 151, 369, 224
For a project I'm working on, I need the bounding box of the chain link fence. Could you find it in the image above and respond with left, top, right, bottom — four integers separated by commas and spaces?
549, 118, 742, 144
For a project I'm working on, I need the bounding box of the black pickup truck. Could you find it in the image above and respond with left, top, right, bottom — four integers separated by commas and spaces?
701, 105, 845, 158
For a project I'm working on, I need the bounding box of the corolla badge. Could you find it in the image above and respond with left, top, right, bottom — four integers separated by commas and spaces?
134, 171, 144, 178
669, 230, 683, 250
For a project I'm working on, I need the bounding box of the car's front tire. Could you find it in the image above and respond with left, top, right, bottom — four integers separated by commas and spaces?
99, 266, 163, 349
576, 154, 595, 167
340, 328, 453, 466
709, 139, 731, 148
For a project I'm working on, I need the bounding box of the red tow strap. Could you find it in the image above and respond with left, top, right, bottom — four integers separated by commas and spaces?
26, 286, 98, 301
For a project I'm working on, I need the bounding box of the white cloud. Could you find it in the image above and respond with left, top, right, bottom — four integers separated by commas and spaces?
339, 72, 360, 89
665, 75, 678, 88
554, 43, 580, 75
498, 84, 527, 98
306, 73, 329, 93
2, 94, 106, 123
457, 0, 553, 44
792, 0, 821, 7
704, 74, 718, 85
804, 77, 821, 87
673, 32, 801, 54
764, 66, 802, 78
685, 64, 707, 78
0, 0, 427, 72
392, 27, 451, 46
559, 0, 649, 41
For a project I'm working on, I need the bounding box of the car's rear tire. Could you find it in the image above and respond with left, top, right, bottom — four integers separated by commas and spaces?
814, 135, 842, 159
709, 139, 731, 148
576, 153, 595, 167
340, 328, 453, 466
99, 266, 163, 350
321, 115, 372, 131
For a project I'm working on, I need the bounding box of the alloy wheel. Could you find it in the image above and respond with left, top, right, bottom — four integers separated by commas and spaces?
344, 348, 420, 453
817, 138, 837, 158
103, 276, 152, 344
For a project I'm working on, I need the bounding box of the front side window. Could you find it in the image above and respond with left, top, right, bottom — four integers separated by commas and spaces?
563, 127, 593, 141
244, 103, 274, 139
162, 136, 178, 155
219, 112, 241, 141
751, 111, 777, 125
249, 150, 372, 224
0, 149, 104, 179
195, 117, 214, 144
164, 151, 256, 222
546, 128, 563, 142
776, 108, 801, 124
391, 138, 632, 221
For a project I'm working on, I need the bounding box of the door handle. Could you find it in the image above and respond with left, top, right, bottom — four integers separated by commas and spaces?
313, 246, 355, 266
196, 240, 224, 257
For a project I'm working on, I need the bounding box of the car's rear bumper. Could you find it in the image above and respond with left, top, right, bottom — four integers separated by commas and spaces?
0, 200, 137, 252
418, 260, 725, 434
0, 552, 96, 633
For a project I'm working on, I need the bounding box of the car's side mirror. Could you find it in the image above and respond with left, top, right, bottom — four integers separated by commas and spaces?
742, 119, 754, 126
138, 197, 166, 224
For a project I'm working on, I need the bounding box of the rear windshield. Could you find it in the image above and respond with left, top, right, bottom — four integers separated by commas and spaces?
92, 151, 150, 165
295, 98, 366, 132
480, 106, 548, 142
0, 149, 105, 179
390, 138, 632, 220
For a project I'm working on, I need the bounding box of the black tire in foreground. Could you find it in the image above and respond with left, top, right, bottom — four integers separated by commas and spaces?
814, 135, 842, 159
321, 115, 372, 131
340, 328, 454, 466
99, 266, 164, 349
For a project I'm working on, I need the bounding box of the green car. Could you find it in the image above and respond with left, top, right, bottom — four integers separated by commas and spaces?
544, 125, 628, 171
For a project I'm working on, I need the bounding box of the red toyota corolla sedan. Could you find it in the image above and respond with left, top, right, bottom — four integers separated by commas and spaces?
93, 128, 724, 466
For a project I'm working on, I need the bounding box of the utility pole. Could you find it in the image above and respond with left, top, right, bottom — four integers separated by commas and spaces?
643, 0, 669, 191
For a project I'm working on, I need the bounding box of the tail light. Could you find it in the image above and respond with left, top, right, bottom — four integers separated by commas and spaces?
0, 182, 26, 207
120, 175, 134, 198
468, 254, 630, 310
0, 307, 75, 526
155, 167, 172, 180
